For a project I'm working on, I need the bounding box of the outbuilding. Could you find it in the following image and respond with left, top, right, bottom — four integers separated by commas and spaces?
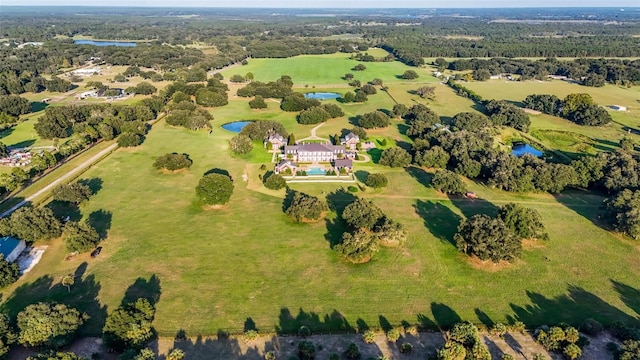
0, 236, 26, 263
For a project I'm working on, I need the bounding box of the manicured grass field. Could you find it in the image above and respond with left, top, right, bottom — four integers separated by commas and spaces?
221, 53, 439, 86
2, 55, 640, 341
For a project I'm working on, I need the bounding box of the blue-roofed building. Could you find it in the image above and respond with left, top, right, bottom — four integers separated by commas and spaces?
512, 143, 543, 158
0, 236, 25, 263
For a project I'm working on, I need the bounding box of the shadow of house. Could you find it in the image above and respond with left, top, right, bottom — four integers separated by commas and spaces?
413, 200, 461, 246
78, 177, 103, 196
431, 302, 462, 330
612, 280, 640, 319
276, 308, 355, 334
508, 284, 640, 328
0, 262, 108, 336
87, 209, 112, 240
122, 274, 161, 307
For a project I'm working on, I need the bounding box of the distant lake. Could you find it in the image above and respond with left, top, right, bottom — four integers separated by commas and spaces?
221, 121, 252, 133
304, 92, 341, 100
74, 40, 137, 47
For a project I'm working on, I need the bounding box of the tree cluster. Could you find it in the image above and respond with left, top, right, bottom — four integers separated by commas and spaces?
335, 197, 405, 262
196, 173, 234, 206
523, 93, 612, 126
281, 92, 320, 112
358, 111, 389, 129
63, 220, 100, 253
165, 102, 213, 131
17, 302, 88, 348
153, 153, 193, 171
237, 76, 294, 99
431, 170, 467, 195
455, 203, 547, 262
103, 298, 155, 353
297, 104, 343, 125
379, 147, 412, 168
240, 120, 288, 141
364, 173, 388, 188
437, 322, 491, 360
229, 135, 254, 154
0, 206, 62, 243
263, 172, 286, 190
535, 325, 582, 360
485, 100, 531, 132
52, 182, 92, 204
284, 190, 327, 222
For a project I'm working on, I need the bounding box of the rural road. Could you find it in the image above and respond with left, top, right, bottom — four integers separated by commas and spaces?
0, 143, 118, 218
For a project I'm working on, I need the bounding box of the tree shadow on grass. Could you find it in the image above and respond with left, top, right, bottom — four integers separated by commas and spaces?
367, 148, 382, 164
431, 302, 462, 331
397, 123, 410, 136
324, 217, 344, 249
167, 334, 248, 360
282, 187, 296, 213
78, 177, 103, 196
508, 284, 640, 328
204, 168, 232, 180
475, 308, 495, 328
0, 127, 14, 140
413, 200, 461, 246
30, 101, 49, 113
553, 189, 607, 231
348, 116, 361, 127
8, 139, 35, 149
354, 170, 369, 183
122, 274, 161, 307
45, 200, 82, 222
448, 194, 500, 220
611, 280, 640, 318
87, 209, 112, 240
405, 166, 433, 189
326, 188, 357, 216
0, 262, 107, 336
276, 307, 355, 334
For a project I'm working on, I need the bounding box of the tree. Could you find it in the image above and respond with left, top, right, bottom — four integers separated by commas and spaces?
345, 342, 360, 360
454, 215, 522, 262
117, 133, 143, 147
352, 64, 366, 71
27, 352, 84, 360
431, 170, 467, 195
61, 274, 74, 293
498, 203, 549, 240
358, 111, 389, 129
354, 91, 368, 103
604, 189, 640, 239
63, 221, 100, 253
248, 95, 267, 109
298, 106, 331, 125
321, 103, 344, 118
284, 191, 327, 223
392, 104, 408, 118
263, 173, 286, 190
379, 147, 411, 168
298, 341, 316, 360
230, 74, 246, 83
342, 92, 356, 103
229, 135, 253, 154
17, 303, 88, 348
195, 89, 227, 107
4, 206, 62, 242
128, 82, 157, 95
196, 173, 234, 205
288, 133, 296, 145
620, 340, 640, 360
451, 112, 491, 131
167, 349, 185, 360
103, 298, 155, 352
365, 173, 388, 188
485, 100, 531, 132
415, 86, 436, 99
0, 255, 19, 288
415, 146, 450, 168
342, 198, 383, 230
472, 69, 491, 81
52, 183, 92, 204
344, 73, 354, 80
401, 70, 419, 80
350, 126, 367, 140
335, 229, 379, 263
153, 153, 192, 171
621, 137, 635, 152
0, 313, 15, 358
0, 95, 31, 116
360, 84, 377, 95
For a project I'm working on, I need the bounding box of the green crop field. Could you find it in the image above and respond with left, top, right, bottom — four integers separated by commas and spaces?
2, 55, 640, 340
221, 53, 439, 86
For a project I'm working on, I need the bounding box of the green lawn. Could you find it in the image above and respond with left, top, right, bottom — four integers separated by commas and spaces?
1, 57, 640, 340
222, 53, 439, 86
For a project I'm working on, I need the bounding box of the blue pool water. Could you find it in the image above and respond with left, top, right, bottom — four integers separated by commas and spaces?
304, 92, 341, 100
512, 143, 543, 157
306, 167, 326, 175
74, 40, 138, 47
221, 121, 252, 133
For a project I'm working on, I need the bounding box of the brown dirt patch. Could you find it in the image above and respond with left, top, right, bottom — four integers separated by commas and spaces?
467, 256, 515, 272
348, 254, 372, 264
160, 168, 189, 174
523, 108, 542, 115
522, 238, 546, 249
202, 204, 228, 210
380, 239, 400, 247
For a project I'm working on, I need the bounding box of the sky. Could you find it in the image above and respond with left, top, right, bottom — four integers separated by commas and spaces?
2, 0, 639, 7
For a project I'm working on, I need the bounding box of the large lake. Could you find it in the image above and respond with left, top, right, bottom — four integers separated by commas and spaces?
74, 40, 138, 47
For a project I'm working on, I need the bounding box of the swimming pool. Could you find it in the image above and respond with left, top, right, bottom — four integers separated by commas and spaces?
306, 167, 326, 175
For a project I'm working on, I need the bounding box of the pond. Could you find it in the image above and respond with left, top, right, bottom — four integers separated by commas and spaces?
221, 121, 252, 133
512, 143, 543, 157
304, 92, 341, 100
74, 40, 138, 47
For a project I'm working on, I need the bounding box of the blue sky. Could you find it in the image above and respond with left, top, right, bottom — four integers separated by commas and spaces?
2, 0, 639, 7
